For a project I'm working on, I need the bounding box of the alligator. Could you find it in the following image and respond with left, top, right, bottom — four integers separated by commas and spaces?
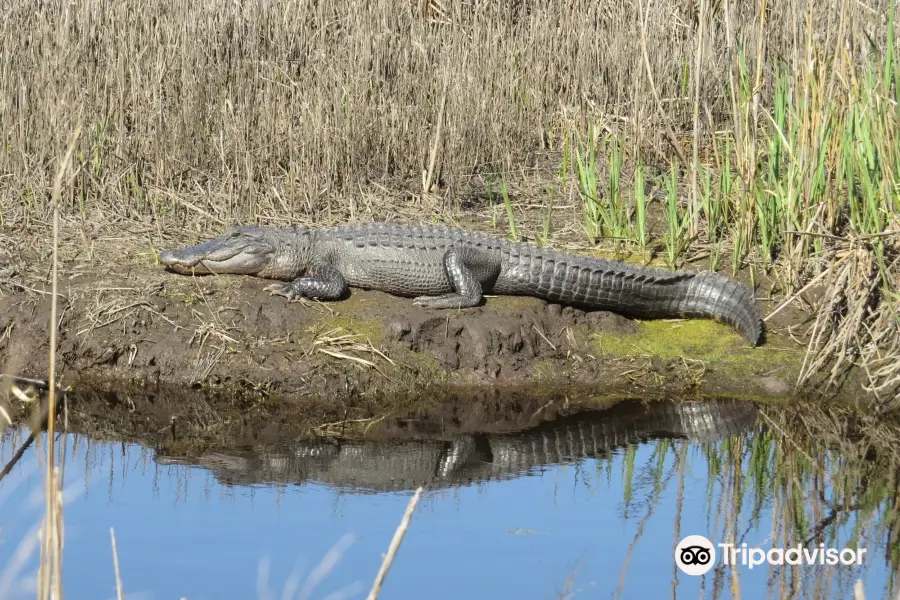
159, 222, 763, 345
156, 399, 759, 493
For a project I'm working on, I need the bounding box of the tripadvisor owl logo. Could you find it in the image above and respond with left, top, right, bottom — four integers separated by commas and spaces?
675, 535, 716, 576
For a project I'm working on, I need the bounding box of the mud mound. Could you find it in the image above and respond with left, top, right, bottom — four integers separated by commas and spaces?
385, 301, 637, 375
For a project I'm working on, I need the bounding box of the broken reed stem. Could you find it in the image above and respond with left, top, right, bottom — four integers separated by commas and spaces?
110, 528, 124, 600
423, 68, 451, 197
690, 0, 706, 238
366, 486, 423, 600
764, 261, 838, 322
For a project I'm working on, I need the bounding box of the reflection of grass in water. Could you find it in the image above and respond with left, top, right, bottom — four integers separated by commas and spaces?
0, 441, 43, 599
0, 422, 422, 599
601, 408, 900, 599
4, 396, 900, 597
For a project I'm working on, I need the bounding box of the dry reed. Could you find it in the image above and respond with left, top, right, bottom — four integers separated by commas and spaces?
0, 0, 890, 223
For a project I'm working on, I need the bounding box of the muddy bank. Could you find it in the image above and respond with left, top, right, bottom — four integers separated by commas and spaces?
0, 227, 858, 422
1, 273, 802, 400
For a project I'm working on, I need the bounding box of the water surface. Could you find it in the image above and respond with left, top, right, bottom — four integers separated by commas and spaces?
0, 398, 896, 599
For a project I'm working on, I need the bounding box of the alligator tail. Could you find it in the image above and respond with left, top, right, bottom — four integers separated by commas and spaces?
508, 247, 763, 346
675, 272, 763, 346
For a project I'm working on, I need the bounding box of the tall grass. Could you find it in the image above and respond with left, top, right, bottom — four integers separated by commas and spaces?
664, 161, 691, 268
561, 2, 900, 403
0, 0, 890, 224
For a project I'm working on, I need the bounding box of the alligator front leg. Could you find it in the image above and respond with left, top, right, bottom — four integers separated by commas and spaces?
412, 246, 484, 309
264, 264, 348, 302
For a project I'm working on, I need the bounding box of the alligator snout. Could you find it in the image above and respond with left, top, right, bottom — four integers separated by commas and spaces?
158, 249, 196, 267
158, 247, 211, 275
158, 233, 276, 275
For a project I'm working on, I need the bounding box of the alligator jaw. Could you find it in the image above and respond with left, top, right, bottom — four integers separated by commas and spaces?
158, 229, 276, 275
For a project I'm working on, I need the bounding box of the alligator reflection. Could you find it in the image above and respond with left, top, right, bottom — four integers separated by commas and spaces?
155, 399, 759, 492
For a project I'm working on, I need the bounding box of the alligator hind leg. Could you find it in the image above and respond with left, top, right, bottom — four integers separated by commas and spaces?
412, 246, 484, 309
264, 264, 348, 302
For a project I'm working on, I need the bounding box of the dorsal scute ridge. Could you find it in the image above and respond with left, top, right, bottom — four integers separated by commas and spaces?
327, 222, 703, 287
516, 241, 696, 285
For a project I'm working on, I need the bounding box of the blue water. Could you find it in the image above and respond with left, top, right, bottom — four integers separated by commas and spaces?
0, 412, 895, 600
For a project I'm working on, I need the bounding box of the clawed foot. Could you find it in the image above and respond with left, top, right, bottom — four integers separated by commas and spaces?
412, 296, 442, 309
412, 294, 467, 309
264, 283, 304, 302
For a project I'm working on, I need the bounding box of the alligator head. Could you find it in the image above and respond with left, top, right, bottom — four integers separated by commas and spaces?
158, 226, 312, 280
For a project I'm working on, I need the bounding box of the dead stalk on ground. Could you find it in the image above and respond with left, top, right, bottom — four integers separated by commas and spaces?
310, 327, 395, 373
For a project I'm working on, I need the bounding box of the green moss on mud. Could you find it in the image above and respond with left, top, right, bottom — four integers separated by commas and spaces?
392, 345, 448, 382
269, 289, 805, 401
590, 318, 803, 380
481, 295, 545, 311
529, 358, 561, 381
594, 319, 739, 358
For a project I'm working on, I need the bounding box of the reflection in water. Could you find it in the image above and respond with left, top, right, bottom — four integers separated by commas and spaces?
0, 399, 897, 599
157, 398, 760, 492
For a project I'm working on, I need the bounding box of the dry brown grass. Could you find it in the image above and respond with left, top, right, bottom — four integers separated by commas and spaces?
0, 0, 890, 225
797, 243, 900, 404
